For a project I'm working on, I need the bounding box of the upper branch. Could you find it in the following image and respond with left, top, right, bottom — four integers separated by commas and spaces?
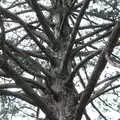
72, 30, 112, 57
60, 0, 91, 74
0, 6, 57, 66
25, 0, 58, 49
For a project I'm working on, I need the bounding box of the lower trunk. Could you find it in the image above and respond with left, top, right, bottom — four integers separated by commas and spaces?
47, 93, 77, 120
46, 78, 78, 120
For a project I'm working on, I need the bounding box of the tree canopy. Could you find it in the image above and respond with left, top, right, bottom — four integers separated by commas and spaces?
0, 0, 120, 120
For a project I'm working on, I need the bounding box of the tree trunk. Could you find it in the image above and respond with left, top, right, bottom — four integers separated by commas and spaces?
46, 77, 78, 120
44, 1, 78, 119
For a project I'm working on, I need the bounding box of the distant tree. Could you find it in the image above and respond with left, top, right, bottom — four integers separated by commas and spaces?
0, 0, 120, 120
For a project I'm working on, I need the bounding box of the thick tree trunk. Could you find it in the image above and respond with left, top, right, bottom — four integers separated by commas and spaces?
46, 79, 78, 120
44, 1, 78, 119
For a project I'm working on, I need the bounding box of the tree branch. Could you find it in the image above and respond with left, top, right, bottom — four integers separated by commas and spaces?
60, 0, 91, 74
0, 6, 57, 66
65, 49, 101, 86
0, 56, 58, 120
25, 0, 58, 49
0, 78, 48, 94
75, 24, 113, 43
72, 30, 111, 57
0, 89, 35, 106
96, 74, 120, 87
6, 49, 48, 79
91, 102, 107, 120
75, 21, 120, 120
5, 41, 49, 61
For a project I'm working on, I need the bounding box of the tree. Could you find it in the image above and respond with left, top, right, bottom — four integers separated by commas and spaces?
0, 0, 120, 120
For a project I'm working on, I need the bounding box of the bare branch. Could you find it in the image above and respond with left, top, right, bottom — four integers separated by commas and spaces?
75, 21, 120, 120
60, 0, 92, 74
91, 102, 107, 120
0, 6, 57, 66
0, 56, 58, 120
65, 49, 101, 86
25, 0, 58, 49
0, 89, 35, 106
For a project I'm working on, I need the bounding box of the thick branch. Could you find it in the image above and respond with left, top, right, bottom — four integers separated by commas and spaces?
0, 89, 35, 106
0, 56, 58, 120
75, 21, 120, 120
0, 78, 47, 94
0, 15, 5, 52
6, 49, 49, 79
